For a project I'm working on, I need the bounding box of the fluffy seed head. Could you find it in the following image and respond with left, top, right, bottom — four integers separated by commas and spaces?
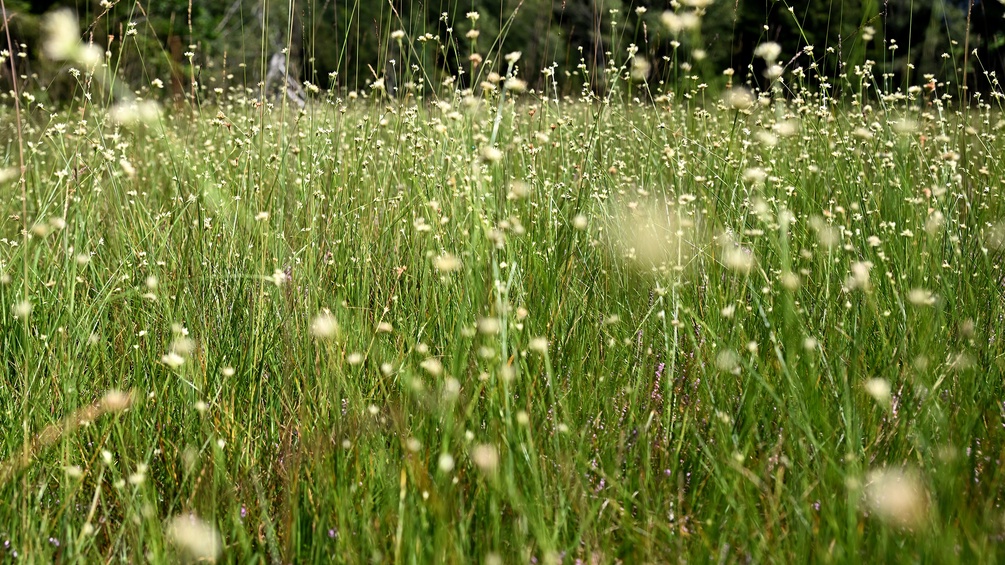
42, 10, 81, 61
420, 357, 443, 376
310, 311, 339, 339
12, 299, 32, 320
438, 452, 455, 473
723, 87, 755, 109
864, 378, 891, 404
433, 253, 461, 273
864, 467, 929, 529
100, 389, 133, 413
166, 514, 223, 562
753, 42, 782, 63
471, 444, 500, 474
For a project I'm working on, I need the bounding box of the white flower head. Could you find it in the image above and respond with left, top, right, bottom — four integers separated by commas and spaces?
864, 378, 891, 404
270, 268, 287, 287
438, 452, 455, 473
723, 87, 755, 110
0, 167, 19, 184
503, 77, 527, 93
166, 514, 223, 562
481, 146, 503, 163
433, 253, 461, 273
471, 444, 499, 474
12, 299, 32, 319
161, 351, 185, 369
630, 56, 651, 81
865, 467, 929, 529
420, 357, 443, 376
100, 389, 133, 413
42, 10, 81, 61
907, 288, 936, 306
753, 42, 782, 63
77, 44, 104, 69
310, 311, 339, 339
846, 261, 873, 291
528, 337, 549, 354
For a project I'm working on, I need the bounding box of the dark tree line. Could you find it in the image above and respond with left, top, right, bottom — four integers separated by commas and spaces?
2, 0, 1003, 100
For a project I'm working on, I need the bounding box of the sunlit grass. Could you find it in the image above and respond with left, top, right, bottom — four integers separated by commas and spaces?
0, 7, 1004, 563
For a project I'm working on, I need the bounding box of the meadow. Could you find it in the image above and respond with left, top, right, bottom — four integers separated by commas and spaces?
1, 8, 1005, 563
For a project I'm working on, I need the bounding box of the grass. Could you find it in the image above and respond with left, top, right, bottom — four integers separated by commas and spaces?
1, 8, 1005, 563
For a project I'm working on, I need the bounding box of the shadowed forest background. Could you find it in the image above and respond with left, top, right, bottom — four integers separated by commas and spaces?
2, 0, 1004, 102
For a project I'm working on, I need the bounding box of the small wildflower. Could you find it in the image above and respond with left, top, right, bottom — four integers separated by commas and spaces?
852, 127, 874, 140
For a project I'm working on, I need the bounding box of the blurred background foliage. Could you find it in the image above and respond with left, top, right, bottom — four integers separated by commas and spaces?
1, 0, 1002, 101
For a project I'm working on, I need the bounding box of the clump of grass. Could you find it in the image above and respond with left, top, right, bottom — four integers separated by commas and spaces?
0, 3, 1003, 563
